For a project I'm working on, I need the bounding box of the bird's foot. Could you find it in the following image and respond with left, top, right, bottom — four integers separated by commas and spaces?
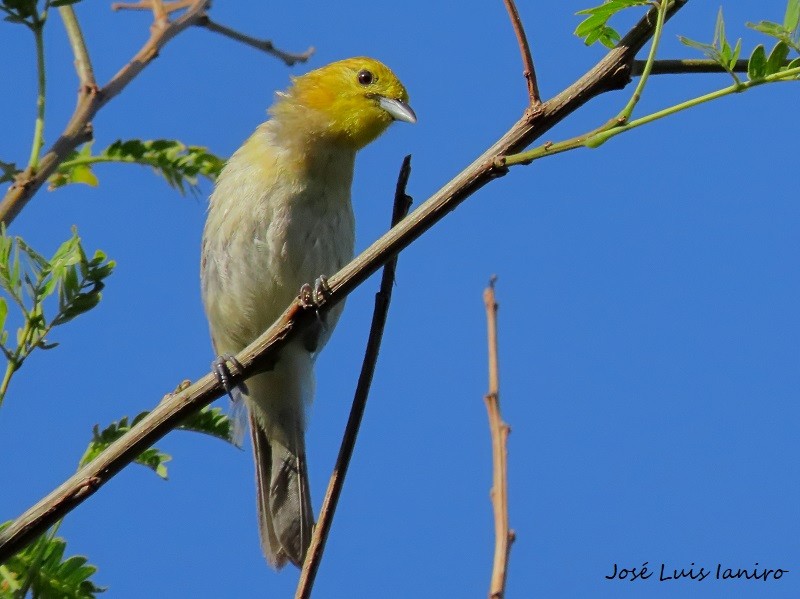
212, 354, 248, 401
298, 276, 331, 352
299, 275, 331, 309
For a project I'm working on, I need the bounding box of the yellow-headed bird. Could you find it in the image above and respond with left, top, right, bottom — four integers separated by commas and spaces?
201, 57, 415, 568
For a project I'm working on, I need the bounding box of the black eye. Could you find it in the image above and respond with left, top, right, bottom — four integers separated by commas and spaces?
357, 69, 374, 85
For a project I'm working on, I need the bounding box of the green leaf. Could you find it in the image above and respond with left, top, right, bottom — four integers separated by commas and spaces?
0, 524, 106, 598
81, 413, 172, 479
50, 0, 83, 5
0, 297, 6, 338
766, 40, 790, 75
784, 0, 800, 31
51, 139, 226, 196
0, 160, 18, 184
748, 44, 767, 79
179, 406, 239, 444
574, 0, 648, 47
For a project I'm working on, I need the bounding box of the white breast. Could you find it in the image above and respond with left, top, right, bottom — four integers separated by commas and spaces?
201, 124, 356, 355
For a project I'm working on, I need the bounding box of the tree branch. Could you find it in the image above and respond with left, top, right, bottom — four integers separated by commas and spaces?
58, 6, 97, 96
0, 0, 688, 563
196, 16, 314, 67
295, 156, 412, 599
483, 278, 514, 599
501, 0, 540, 104
634, 58, 750, 75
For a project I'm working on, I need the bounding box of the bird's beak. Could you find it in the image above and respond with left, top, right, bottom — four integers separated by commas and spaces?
378, 96, 417, 124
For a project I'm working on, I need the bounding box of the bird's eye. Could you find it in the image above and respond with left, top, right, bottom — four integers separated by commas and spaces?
357, 69, 374, 85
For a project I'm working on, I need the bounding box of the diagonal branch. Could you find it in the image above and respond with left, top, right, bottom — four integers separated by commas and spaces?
295, 156, 413, 599
501, 0, 540, 104
0, 0, 688, 563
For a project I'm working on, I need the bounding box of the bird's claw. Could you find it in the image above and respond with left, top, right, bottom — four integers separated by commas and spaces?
298, 275, 331, 309
212, 354, 247, 401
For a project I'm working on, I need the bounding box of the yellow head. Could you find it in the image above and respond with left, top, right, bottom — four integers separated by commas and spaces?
270, 57, 416, 150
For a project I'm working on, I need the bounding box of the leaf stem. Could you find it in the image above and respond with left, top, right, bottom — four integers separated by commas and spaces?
619, 0, 670, 121
27, 13, 48, 172
503, 65, 800, 166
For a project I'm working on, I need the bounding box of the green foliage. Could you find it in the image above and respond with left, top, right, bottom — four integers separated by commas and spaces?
0, 0, 40, 27
80, 412, 172, 479
179, 405, 240, 443
0, 523, 105, 598
50, 140, 226, 196
0, 227, 114, 404
678, 2, 800, 83
80, 406, 238, 480
747, 0, 800, 52
575, 0, 649, 48
678, 8, 743, 81
0, 0, 83, 27
0, 160, 18, 185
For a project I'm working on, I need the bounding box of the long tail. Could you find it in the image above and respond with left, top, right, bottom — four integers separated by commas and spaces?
245, 347, 315, 569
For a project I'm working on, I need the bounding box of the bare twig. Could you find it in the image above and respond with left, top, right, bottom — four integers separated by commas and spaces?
197, 17, 314, 67
0, 1, 688, 563
635, 58, 750, 75
295, 156, 413, 599
111, 0, 193, 14
502, 0, 540, 105
483, 278, 514, 599
58, 7, 97, 94
148, 0, 168, 23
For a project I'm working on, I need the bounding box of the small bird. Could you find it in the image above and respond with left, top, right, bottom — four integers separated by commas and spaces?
200, 57, 415, 568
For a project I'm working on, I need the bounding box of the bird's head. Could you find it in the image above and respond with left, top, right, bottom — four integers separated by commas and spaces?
271, 57, 416, 150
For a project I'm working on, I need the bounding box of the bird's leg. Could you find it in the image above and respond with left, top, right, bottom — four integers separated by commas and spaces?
298, 275, 331, 353
212, 353, 249, 401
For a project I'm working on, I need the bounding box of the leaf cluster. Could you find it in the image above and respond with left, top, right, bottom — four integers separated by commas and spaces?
80, 406, 237, 480
0, 0, 80, 29
0, 523, 104, 598
678, 4, 800, 83
0, 228, 114, 401
50, 140, 226, 196
575, 0, 649, 48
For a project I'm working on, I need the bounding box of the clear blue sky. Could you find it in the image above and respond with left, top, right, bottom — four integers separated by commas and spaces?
1, 1, 798, 597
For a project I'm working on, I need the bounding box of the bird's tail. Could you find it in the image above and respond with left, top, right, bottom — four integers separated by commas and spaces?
245, 347, 315, 569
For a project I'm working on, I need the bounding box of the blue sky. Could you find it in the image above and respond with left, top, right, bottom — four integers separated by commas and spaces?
0, 1, 798, 597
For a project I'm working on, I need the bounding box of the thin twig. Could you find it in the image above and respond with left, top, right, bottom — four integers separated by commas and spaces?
148, 0, 168, 23
634, 58, 751, 75
501, 0, 540, 104
483, 278, 514, 599
0, 1, 688, 563
58, 7, 97, 94
197, 17, 314, 67
111, 0, 193, 14
295, 156, 413, 599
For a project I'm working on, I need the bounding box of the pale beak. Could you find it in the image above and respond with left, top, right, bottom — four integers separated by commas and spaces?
378, 96, 417, 124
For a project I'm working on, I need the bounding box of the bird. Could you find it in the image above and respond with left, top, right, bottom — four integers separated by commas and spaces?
200, 57, 415, 569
